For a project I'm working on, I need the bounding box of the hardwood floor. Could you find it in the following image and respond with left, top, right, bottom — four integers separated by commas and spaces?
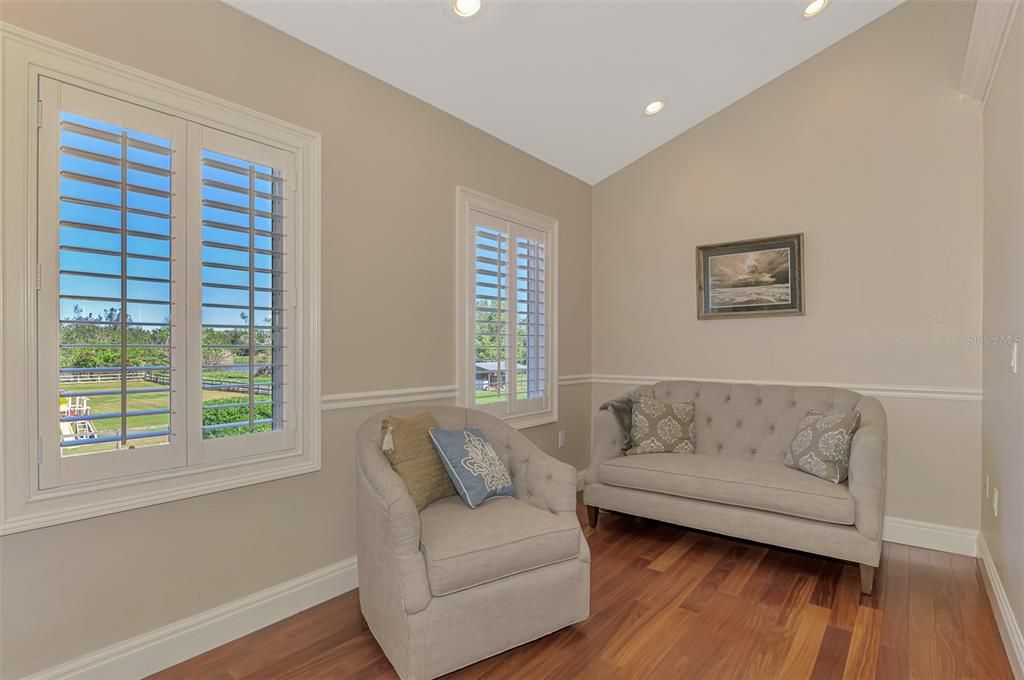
152, 501, 1013, 679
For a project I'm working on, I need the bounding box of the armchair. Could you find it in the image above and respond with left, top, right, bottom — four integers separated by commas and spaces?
356, 406, 590, 680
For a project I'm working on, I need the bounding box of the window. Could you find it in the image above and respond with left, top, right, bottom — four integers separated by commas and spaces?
1, 29, 321, 534
456, 187, 557, 428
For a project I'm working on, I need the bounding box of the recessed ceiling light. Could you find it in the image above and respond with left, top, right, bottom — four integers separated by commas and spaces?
803, 0, 829, 18
453, 0, 482, 18
644, 100, 665, 116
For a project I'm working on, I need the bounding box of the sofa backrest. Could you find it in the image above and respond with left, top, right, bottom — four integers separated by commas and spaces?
630, 381, 867, 466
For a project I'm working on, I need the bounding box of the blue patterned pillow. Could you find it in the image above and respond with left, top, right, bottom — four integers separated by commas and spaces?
428, 428, 516, 508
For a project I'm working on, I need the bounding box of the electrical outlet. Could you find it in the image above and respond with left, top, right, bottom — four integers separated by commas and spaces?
558, 431, 566, 448
993, 488, 999, 517
986, 474, 990, 498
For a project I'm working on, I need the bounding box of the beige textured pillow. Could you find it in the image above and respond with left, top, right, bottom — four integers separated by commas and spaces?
784, 409, 861, 483
382, 412, 457, 511
630, 395, 696, 454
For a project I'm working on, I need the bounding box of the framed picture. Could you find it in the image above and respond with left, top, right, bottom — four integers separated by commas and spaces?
696, 233, 804, 319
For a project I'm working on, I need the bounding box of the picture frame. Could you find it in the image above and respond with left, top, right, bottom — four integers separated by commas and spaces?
696, 233, 804, 319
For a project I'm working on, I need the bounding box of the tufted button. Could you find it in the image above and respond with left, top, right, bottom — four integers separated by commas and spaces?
736, 420, 743, 429
694, 391, 700, 398
717, 443, 723, 452
769, 424, 776, 433
750, 448, 757, 456
756, 398, 763, 406
725, 395, 731, 402
790, 401, 798, 408
706, 416, 712, 425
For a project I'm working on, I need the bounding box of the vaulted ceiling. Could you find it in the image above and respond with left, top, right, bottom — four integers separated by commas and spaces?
225, 0, 904, 184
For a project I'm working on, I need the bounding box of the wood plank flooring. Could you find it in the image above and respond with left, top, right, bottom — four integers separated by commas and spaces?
152, 501, 1013, 679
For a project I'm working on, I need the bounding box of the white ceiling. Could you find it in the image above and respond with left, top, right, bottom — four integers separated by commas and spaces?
226, 0, 903, 185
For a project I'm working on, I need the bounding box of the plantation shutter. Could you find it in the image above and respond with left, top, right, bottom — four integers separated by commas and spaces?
469, 209, 551, 417
37, 77, 188, 488
194, 127, 296, 462
515, 228, 547, 410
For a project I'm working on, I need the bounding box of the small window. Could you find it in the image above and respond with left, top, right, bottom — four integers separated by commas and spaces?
457, 187, 557, 428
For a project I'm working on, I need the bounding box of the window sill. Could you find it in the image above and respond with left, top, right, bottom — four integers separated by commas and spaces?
503, 412, 558, 430
2, 452, 320, 535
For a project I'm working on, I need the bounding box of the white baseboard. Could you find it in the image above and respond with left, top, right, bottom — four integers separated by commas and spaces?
27, 557, 359, 680
881, 516, 979, 556
978, 534, 1024, 680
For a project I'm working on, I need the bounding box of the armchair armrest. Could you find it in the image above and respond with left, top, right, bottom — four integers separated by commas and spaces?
848, 396, 887, 543
503, 428, 578, 515
356, 417, 432, 615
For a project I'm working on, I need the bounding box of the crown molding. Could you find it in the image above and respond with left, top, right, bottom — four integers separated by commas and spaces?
961, 0, 1021, 103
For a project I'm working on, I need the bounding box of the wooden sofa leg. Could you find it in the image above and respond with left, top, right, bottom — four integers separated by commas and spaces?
859, 564, 876, 595
586, 505, 599, 529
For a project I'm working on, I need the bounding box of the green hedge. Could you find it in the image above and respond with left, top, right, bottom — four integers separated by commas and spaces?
203, 398, 274, 439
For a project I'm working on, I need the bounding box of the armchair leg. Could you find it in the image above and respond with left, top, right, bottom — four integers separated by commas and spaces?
859, 564, 876, 595
586, 505, 599, 529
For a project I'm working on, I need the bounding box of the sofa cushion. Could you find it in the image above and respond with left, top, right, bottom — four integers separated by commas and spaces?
630, 395, 696, 454
419, 496, 580, 596
785, 409, 861, 483
599, 453, 855, 525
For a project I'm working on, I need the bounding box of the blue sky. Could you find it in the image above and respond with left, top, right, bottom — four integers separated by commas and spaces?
58, 112, 281, 330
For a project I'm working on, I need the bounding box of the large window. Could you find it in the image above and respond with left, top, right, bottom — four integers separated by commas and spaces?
1, 29, 320, 534
456, 187, 557, 428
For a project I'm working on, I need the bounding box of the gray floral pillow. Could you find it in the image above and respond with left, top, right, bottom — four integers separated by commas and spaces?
784, 409, 861, 483
630, 395, 696, 454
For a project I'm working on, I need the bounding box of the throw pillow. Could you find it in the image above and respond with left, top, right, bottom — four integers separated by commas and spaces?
784, 409, 862, 484
630, 395, 696, 454
381, 412, 457, 511
428, 428, 516, 508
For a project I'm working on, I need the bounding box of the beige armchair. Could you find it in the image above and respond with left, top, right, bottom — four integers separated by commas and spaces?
356, 406, 590, 680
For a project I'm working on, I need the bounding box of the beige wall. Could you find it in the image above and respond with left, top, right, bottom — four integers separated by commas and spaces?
591, 0, 984, 532
0, 1, 592, 676
981, 4, 1024, 663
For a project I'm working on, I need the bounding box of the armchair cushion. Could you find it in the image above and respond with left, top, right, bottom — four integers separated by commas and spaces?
419, 496, 580, 596
382, 412, 457, 511
429, 428, 516, 508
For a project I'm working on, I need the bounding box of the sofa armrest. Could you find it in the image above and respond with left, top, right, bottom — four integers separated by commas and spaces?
356, 418, 432, 615
849, 396, 887, 543
504, 429, 578, 515
585, 408, 627, 485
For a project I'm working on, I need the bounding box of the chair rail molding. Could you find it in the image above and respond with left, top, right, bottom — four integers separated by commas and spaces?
961, 0, 1021, 103
321, 385, 459, 410
583, 374, 982, 401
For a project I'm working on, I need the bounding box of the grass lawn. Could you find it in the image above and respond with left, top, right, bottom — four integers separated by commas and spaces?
474, 375, 529, 404
59, 379, 244, 456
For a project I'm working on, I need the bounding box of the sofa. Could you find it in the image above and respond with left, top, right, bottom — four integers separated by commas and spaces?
583, 380, 886, 594
356, 405, 590, 680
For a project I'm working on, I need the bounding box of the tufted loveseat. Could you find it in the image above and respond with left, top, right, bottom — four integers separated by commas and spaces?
584, 380, 886, 594
357, 406, 589, 680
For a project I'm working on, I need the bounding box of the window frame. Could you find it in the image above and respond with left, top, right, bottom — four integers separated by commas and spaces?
455, 186, 558, 429
0, 24, 322, 535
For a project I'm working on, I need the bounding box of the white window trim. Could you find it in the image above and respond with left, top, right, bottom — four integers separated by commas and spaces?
0, 24, 322, 535
455, 186, 558, 430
